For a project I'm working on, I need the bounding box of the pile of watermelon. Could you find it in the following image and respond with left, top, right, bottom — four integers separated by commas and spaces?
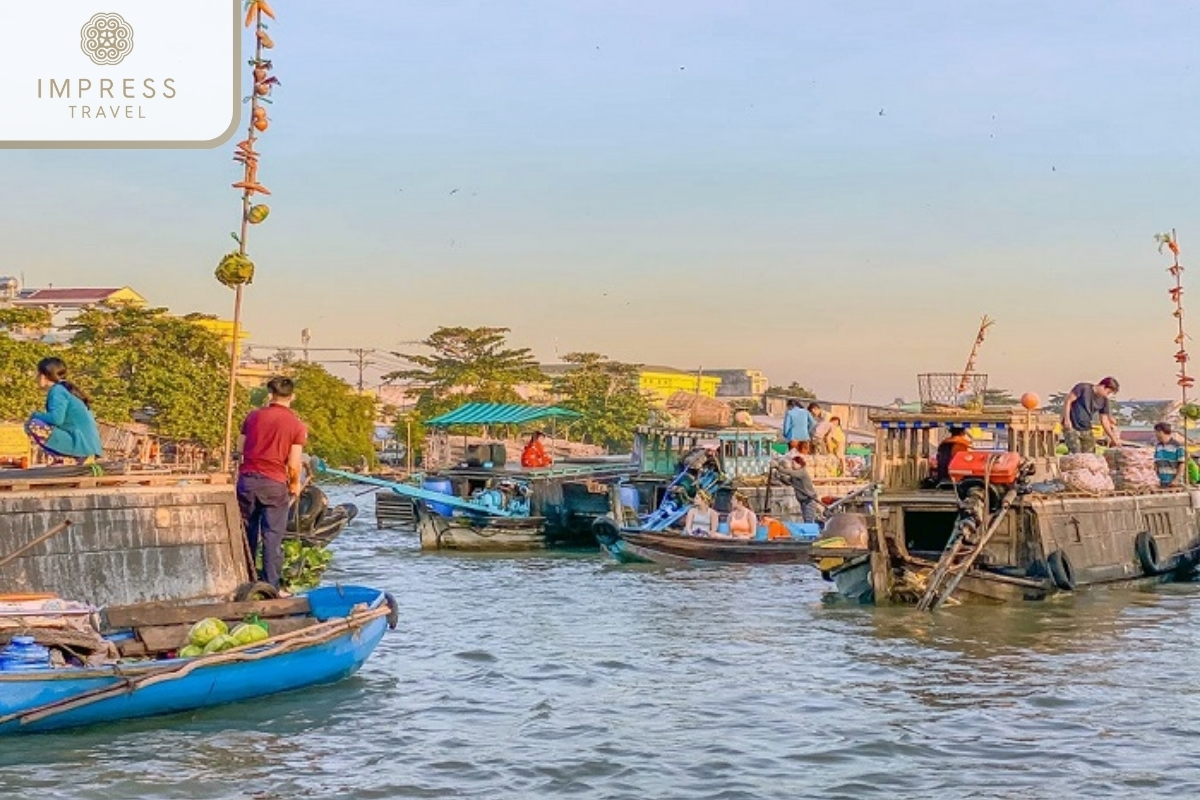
178, 617, 270, 658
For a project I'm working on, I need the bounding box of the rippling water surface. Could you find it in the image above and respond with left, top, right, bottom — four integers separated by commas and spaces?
5, 487, 1200, 799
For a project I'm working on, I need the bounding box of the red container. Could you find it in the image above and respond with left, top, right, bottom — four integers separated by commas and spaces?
947, 450, 1022, 484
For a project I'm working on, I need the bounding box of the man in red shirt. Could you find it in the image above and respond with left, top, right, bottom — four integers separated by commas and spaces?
237, 376, 308, 589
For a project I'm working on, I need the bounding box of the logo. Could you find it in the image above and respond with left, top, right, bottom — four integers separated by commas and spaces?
80, 12, 134, 66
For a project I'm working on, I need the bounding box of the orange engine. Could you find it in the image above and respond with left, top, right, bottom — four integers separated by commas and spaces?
947, 450, 1022, 485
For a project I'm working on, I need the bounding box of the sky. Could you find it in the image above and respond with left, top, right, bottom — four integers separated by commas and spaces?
2, 0, 1199, 404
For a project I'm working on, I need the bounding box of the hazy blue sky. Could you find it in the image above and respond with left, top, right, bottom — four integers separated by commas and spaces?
2, 0, 1198, 403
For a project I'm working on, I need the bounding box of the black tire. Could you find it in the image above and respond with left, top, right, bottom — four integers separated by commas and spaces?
1135, 531, 1161, 575
592, 516, 622, 547
1047, 550, 1076, 591
234, 581, 280, 602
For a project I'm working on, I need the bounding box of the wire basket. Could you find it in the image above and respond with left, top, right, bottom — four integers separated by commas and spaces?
917, 373, 988, 411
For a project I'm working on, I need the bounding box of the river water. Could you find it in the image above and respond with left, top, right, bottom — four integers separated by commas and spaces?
4, 487, 1200, 799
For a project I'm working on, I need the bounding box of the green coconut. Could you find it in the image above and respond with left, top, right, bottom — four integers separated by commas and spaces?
188, 617, 229, 648
230, 622, 270, 646
202, 633, 239, 655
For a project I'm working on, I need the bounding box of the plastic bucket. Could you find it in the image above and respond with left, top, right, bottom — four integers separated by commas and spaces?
422, 477, 455, 517
784, 522, 821, 539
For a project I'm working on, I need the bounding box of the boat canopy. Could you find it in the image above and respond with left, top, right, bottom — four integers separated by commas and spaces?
425, 402, 582, 428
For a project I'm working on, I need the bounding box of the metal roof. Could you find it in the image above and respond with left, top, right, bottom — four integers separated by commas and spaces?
425, 402, 582, 427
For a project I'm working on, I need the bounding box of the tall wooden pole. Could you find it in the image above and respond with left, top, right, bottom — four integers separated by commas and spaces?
1162, 230, 1191, 484
220, 0, 278, 471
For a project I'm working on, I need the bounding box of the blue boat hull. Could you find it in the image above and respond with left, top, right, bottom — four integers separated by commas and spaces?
0, 585, 391, 735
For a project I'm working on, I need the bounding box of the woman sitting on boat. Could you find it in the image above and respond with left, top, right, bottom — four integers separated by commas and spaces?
24, 357, 103, 465
682, 490, 720, 536
520, 431, 553, 468
727, 491, 758, 539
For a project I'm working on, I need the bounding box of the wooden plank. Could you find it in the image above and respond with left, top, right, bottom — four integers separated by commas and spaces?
138, 615, 318, 652
104, 597, 311, 629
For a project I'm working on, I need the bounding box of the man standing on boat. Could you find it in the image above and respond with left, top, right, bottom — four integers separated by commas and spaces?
236, 376, 308, 590
1061, 377, 1120, 454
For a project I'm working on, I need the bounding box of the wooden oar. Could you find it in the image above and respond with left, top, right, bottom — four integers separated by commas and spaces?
0, 604, 388, 728
0, 520, 74, 571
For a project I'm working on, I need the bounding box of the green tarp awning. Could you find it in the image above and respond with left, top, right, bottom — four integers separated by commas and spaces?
425, 403, 582, 428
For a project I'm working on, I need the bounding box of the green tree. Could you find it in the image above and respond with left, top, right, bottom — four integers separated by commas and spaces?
386, 326, 545, 417
550, 352, 653, 450
0, 307, 52, 337
0, 333, 52, 421
767, 382, 817, 399
982, 388, 1018, 406
64, 305, 246, 446
287, 362, 377, 467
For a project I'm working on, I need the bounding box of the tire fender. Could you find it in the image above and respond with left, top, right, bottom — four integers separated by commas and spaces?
592, 516, 622, 547
1047, 550, 1076, 591
1134, 531, 1161, 575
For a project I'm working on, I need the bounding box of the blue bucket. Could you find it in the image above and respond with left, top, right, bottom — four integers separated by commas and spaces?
421, 477, 455, 517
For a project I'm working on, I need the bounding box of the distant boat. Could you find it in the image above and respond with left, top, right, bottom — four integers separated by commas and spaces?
594, 523, 816, 566
0, 584, 396, 735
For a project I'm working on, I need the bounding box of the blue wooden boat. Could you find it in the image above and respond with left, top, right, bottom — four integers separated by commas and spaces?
0, 584, 396, 735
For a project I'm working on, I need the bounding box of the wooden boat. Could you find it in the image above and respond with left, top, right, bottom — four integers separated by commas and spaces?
816, 406, 1200, 608
594, 523, 814, 566
313, 459, 637, 552
0, 584, 397, 735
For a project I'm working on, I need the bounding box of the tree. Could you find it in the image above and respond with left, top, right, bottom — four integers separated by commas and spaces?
386, 326, 545, 418
0, 333, 52, 422
982, 388, 1018, 406
287, 362, 377, 467
767, 382, 816, 398
0, 307, 52, 338
65, 305, 246, 446
550, 352, 653, 450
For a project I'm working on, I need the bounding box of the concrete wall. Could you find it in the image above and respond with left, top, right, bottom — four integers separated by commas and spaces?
0, 482, 251, 606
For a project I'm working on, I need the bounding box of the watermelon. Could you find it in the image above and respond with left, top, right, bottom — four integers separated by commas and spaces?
178, 644, 204, 658
202, 633, 239, 654
247, 204, 270, 224
188, 617, 228, 648
230, 622, 269, 646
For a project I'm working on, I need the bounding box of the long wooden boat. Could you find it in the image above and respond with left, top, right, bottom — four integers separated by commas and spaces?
594, 523, 815, 566
816, 406, 1200, 607
0, 584, 397, 735
414, 501, 548, 551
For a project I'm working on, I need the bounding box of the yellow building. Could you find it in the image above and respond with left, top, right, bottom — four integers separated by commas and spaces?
638, 366, 722, 405
192, 318, 251, 350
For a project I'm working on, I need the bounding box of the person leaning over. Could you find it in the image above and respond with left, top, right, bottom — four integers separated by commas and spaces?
1061, 377, 1120, 454
237, 376, 307, 590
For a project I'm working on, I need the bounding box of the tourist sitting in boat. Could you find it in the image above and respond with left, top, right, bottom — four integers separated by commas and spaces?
933, 425, 973, 484
1061, 376, 1120, 453
520, 431, 553, 468
24, 357, 103, 465
1154, 422, 1186, 487
682, 490, 720, 536
727, 491, 758, 539
777, 456, 821, 524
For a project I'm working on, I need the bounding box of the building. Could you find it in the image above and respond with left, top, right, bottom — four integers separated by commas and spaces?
192, 318, 250, 350
637, 366, 721, 405
707, 369, 769, 399
12, 285, 146, 325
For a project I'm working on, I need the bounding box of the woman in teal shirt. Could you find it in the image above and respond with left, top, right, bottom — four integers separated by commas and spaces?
25, 357, 103, 463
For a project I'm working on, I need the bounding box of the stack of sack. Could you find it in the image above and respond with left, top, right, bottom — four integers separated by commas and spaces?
1104, 447, 1160, 492
1059, 453, 1114, 494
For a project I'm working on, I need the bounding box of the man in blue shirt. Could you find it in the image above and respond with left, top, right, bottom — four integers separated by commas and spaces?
1153, 422, 1186, 487
782, 399, 814, 454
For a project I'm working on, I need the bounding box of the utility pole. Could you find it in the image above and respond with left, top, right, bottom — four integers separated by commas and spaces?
301, 328, 311, 363
354, 348, 369, 395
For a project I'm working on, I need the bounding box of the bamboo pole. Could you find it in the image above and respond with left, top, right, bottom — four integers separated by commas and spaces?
221, 1, 277, 472
1163, 230, 1191, 484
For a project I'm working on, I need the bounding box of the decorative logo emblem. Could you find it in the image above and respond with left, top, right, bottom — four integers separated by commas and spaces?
80, 12, 133, 65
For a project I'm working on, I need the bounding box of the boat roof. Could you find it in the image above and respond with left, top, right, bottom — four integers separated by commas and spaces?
636, 425, 776, 439
426, 402, 582, 428
869, 408, 1058, 430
